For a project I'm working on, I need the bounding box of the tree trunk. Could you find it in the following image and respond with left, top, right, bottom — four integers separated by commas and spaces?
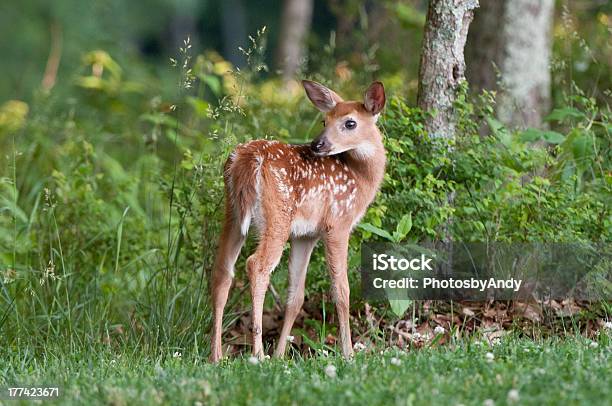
221, 0, 247, 68
417, 0, 479, 139
465, 0, 504, 94
276, 0, 314, 82
417, 0, 478, 271
466, 0, 555, 129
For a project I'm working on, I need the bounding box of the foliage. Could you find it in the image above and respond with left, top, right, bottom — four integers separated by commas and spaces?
359, 88, 610, 246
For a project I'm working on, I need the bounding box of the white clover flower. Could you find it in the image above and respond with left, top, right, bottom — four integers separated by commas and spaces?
390, 357, 401, 366
173, 351, 182, 358
507, 389, 520, 403
589, 341, 599, 349
353, 342, 367, 352
434, 325, 445, 335
248, 356, 259, 365
286, 335, 295, 343
485, 352, 495, 362
325, 364, 337, 378
483, 399, 495, 406
603, 321, 612, 330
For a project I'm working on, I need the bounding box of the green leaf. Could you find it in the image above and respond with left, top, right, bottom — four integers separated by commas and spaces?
545, 107, 586, 122
519, 128, 544, 143
358, 223, 394, 242
520, 128, 565, 144
114, 207, 130, 273
571, 133, 593, 164
389, 299, 412, 317
486, 116, 511, 145
395, 213, 413, 242
386, 286, 412, 317
541, 131, 565, 144
201, 75, 221, 96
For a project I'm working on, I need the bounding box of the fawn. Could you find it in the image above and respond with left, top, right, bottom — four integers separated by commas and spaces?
210, 80, 386, 362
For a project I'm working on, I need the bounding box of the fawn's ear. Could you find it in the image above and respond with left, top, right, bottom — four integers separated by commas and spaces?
302, 80, 343, 113
364, 81, 386, 115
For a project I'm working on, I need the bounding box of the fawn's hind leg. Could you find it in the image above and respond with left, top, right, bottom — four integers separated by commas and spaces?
274, 237, 318, 357
247, 224, 290, 358
210, 203, 245, 363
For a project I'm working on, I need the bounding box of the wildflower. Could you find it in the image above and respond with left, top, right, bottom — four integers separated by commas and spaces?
507, 389, 520, 403
353, 342, 367, 352
485, 352, 495, 362
589, 341, 599, 349
2, 268, 15, 284
390, 357, 401, 366
286, 335, 294, 342
248, 356, 259, 365
603, 321, 612, 330
324, 364, 337, 378
173, 351, 182, 358
483, 399, 495, 406
434, 325, 445, 335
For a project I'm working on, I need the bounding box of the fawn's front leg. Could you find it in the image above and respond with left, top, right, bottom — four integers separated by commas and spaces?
324, 229, 354, 359
274, 237, 318, 357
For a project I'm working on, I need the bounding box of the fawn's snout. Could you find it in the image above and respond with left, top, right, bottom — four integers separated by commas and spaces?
310, 133, 331, 155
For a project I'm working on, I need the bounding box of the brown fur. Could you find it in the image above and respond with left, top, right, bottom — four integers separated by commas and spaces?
210, 81, 386, 362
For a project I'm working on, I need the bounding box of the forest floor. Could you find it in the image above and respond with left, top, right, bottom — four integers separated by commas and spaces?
1, 336, 610, 405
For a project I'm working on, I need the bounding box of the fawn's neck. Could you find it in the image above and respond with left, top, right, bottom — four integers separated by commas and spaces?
345, 137, 386, 200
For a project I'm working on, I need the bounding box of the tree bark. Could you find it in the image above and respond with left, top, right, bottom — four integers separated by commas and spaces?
417, 0, 478, 271
417, 0, 479, 139
466, 0, 555, 129
276, 0, 314, 82
221, 0, 248, 68
465, 0, 504, 94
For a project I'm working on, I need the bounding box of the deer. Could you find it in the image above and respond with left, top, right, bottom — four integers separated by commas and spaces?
209, 80, 386, 362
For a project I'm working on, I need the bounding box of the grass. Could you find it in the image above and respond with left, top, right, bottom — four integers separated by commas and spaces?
1, 335, 610, 405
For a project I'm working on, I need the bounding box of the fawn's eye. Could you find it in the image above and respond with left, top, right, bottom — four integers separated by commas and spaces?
344, 119, 357, 130
321, 120, 326, 127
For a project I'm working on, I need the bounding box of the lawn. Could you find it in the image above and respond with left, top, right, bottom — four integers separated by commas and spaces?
1, 336, 610, 405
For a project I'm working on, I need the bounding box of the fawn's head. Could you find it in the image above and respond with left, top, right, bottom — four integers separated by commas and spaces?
302, 80, 386, 157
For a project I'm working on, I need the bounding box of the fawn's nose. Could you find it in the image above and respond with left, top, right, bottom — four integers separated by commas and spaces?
310, 138, 328, 154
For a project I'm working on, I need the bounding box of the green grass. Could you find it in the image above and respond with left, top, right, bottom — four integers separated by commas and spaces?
1, 336, 610, 405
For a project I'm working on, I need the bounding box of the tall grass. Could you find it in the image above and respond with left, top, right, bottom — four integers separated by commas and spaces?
0, 35, 261, 357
